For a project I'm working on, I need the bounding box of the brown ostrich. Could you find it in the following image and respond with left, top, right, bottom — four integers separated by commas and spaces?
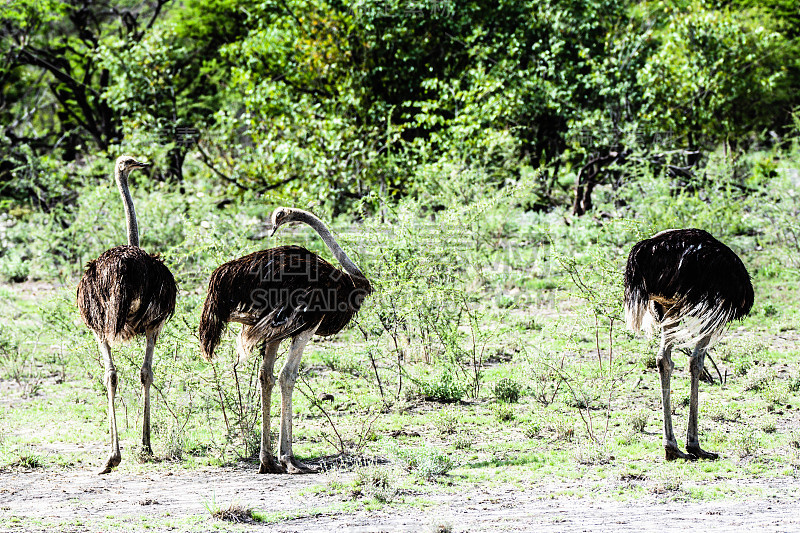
77, 156, 177, 474
624, 228, 753, 461
199, 207, 372, 474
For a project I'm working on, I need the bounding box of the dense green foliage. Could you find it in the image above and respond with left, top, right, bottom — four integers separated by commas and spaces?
1, 0, 798, 217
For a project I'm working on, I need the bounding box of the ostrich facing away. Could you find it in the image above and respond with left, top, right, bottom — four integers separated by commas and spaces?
77, 156, 177, 474
624, 228, 753, 460
199, 207, 372, 474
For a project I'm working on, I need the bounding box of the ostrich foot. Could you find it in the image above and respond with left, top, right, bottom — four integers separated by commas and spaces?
259, 455, 286, 474
686, 445, 719, 460
281, 455, 318, 474
664, 445, 696, 461
98, 453, 121, 475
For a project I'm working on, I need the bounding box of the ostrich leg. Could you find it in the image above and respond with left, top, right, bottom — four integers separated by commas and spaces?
656, 332, 693, 460
258, 341, 284, 473
99, 340, 122, 474
686, 336, 718, 460
140, 328, 159, 456
277, 324, 320, 474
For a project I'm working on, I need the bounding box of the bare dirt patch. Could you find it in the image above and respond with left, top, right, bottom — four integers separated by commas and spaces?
1, 466, 798, 532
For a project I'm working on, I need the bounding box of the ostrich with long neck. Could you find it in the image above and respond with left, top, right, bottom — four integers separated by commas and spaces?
77, 155, 177, 474
199, 207, 372, 473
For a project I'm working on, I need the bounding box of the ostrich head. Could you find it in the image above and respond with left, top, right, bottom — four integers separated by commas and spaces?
269, 206, 302, 237
115, 155, 150, 182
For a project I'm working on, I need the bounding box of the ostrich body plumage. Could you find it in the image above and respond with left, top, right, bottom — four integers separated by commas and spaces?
78, 245, 176, 344
625, 228, 753, 347
200, 244, 372, 359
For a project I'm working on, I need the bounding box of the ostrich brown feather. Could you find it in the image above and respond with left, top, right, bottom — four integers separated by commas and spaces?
77, 245, 177, 343
199, 244, 372, 360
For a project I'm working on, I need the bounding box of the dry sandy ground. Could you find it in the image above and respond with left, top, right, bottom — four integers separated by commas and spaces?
1, 466, 799, 532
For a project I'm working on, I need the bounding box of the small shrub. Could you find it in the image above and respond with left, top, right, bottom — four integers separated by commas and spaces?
319, 350, 361, 375
675, 393, 691, 409
718, 339, 766, 379
319, 350, 341, 371
743, 367, 777, 392
525, 318, 544, 331
493, 378, 521, 403
0, 249, 30, 283
627, 409, 649, 433
760, 417, 777, 434
453, 433, 473, 450
733, 358, 752, 377
208, 503, 256, 523
706, 404, 741, 423
525, 354, 564, 406
616, 429, 639, 446
523, 421, 542, 439
731, 431, 759, 459
495, 294, 515, 309
493, 404, 515, 422
717, 339, 767, 363
640, 353, 657, 370
651, 472, 682, 494
385, 441, 454, 481
434, 409, 459, 436
415, 370, 468, 404
549, 417, 575, 442
761, 303, 779, 317
163, 428, 185, 461
763, 382, 790, 405
10, 451, 44, 469
573, 442, 613, 465
789, 374, 800, 393
354, 464, 397, 503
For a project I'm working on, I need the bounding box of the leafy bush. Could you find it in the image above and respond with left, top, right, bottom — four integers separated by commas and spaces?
523, 421, 542, 439
760, 418, 778, 434
763, 383, 790, 406
548, 416, 575, 442
385, 441, 454, 481
493, 378, 522, 403
573, 442, 613, 465
452, 434, 473, 450
434, 410, 459, 436
413, 369, 469, 404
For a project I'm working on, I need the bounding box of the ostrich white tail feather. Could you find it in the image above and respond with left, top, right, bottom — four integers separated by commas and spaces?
629, 296, 735, 348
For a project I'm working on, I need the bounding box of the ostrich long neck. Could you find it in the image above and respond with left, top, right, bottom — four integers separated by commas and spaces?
295, 211, 365, 278
116, 169, 139, 247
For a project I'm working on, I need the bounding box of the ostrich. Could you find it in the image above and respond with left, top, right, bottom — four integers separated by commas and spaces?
199, 207, 372, 474
624, 228, 753, 460
77, 155, 177, 474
